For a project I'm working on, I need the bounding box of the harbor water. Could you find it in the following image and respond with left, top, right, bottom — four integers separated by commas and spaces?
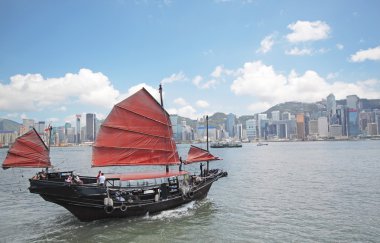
1, 140, 380, 242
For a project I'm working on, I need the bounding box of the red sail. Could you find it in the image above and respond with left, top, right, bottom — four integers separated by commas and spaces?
92, 88, 180, 167
185, 145, 220, 164
2, 128, 51, 169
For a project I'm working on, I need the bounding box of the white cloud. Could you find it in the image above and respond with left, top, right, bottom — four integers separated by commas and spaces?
257, 34, 275, 54
286, 20, 331, 43
160, 71, 186, 84
350, 45, 380, 62
192, 75, 218, 89
230, 61, 380, 110
174, 97, 188, 106
167, 105, 198, 119
211, 66, 224, 78
123, 83, 160, 103
285, 47, 312, 56
196, 100, 210, 108
0, 68, 120, 112
336, 43, 344, 50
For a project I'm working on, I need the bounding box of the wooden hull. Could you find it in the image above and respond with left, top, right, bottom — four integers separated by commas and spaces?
29, 170, 227, 221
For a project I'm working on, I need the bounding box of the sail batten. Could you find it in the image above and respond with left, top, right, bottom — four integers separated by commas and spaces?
115, 104, 172, 126
92, 88, 180, 167
102, 124, 172, 139
2, 128, 51, 169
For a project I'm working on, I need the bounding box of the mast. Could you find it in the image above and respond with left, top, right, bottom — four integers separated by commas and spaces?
160, 84, 169, 173
46, 125, 52, 173
206, 115, 209, 172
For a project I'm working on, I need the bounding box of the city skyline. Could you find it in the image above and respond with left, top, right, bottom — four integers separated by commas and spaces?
1, 1, 380, 125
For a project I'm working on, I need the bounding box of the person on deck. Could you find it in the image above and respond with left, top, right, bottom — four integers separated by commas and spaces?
200, 163, 203, 177
98, 173, 106, 186
96, 170, 101, 180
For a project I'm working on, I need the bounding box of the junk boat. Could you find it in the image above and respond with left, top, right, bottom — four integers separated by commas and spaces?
2, 85, 227, 221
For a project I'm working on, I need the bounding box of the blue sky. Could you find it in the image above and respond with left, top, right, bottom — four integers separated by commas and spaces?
1, 0, 380, 125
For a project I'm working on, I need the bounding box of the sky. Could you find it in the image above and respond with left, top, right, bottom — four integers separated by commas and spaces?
1, 0, 380, 125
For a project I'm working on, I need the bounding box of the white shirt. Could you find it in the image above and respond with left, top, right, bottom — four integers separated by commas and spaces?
98, 175, 106, 184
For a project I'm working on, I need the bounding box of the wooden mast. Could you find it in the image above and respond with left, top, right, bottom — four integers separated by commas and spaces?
206, 115, 209, 172
159, 84, 169, 173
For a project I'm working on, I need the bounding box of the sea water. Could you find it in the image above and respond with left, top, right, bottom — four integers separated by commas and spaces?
0, 140, 380, 242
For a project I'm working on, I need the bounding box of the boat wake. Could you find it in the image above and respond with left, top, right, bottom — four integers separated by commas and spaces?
145, 201, 197, 221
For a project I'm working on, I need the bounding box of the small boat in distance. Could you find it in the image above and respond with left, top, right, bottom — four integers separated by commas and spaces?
257, 142, 268, 146
210, 140, 242, 148
2, 85, 227, 221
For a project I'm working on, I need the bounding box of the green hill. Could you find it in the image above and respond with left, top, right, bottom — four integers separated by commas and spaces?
0, 118, 21, 131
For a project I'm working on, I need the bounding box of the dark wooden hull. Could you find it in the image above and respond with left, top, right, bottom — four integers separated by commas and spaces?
29, 170, 227, 221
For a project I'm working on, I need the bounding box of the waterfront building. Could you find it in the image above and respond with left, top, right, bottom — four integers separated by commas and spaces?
36, 121, 46, 135
329, 124, 343, 138
367, 123, 378, 136
347, 109, 360, 137
375, 110, 380, 135
296, 113, 305, 140
258, 114, 268, 139
170, 115, 181, 142
318, 117, 328, 137
76, 115, 81, 144
336, 105, 347, 136
0, 130, 18, 147
196, 125, 217, 141
20, 119, 35, 135
246, 119, 257, 141
235, 123, 243, 140
226, 113, 236, 138
85, 113, 96, 142
309, 120, 318, 135
66, 127, 76, 143
326, 93, 337, 125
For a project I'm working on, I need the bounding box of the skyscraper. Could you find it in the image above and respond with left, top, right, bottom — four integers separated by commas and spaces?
76, 114, 81, 144
86, 113, 96, 142
326, 93, 337, 125
296, 113, 305, 140
347, 95, 359, 109
226, 113, 236, 138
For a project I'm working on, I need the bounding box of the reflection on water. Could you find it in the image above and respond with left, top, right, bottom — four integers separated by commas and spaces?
1, 141, 380, 242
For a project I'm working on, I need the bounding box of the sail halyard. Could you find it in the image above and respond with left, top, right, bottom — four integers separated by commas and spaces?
92, 87, 180, 167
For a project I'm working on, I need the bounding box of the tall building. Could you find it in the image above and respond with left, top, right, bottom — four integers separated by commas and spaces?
326, 93, 337, 125
76, 114, 81, 144
86, 113, 97, 142
170, 115, 181, 142
235, 123, 243, 140
347, 108, 360, 137
367, 123, 378, 136
36, 121, 46, 134
309, 120, 318, 135
258, 113, 268, 139
336, 105, 347, 136
296, 113, 305, 140
226, 113, 236, 138
21, 119, 35, 134
347, 95, 359, 109
318, 117, 328, 137
246, 119, 257, 141
329, 124, 342, 137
